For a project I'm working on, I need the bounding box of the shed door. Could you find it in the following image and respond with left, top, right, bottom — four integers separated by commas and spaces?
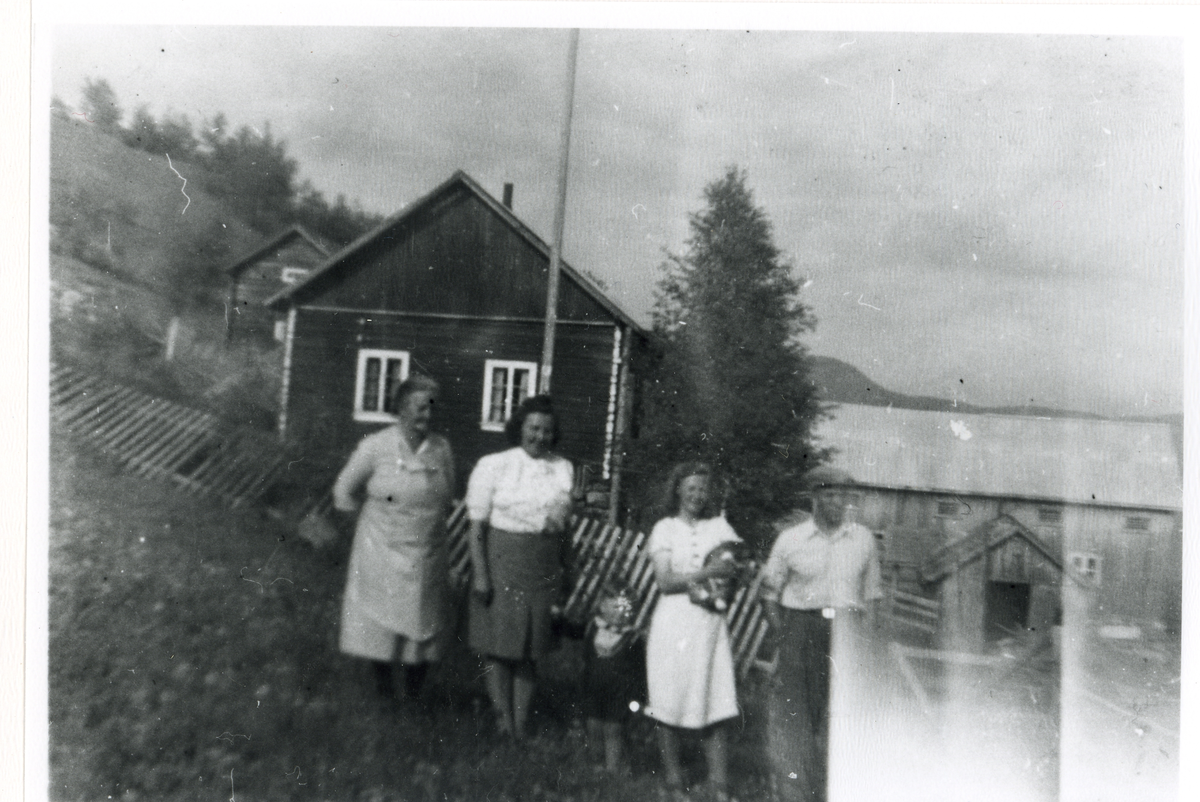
985, 539, 1032, 640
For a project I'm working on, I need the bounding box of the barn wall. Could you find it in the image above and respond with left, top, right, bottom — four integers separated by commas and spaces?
1062, 505, 1178, 626
282, 307, 619, 493
303, 190, 610, 323
853, 486, 1178, 632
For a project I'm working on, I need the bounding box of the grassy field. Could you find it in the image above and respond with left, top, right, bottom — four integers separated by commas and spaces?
48, 431, 778, 802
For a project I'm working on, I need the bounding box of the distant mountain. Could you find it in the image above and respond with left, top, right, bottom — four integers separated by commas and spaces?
807, 355, 1182, 426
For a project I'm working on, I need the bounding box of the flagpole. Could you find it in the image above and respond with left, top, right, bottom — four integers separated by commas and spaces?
538, 28, 579, 395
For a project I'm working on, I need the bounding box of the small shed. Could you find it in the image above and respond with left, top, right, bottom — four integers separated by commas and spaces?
225, 225, 331, 343
266, 171, 650, 503
815, 404, 1183, 648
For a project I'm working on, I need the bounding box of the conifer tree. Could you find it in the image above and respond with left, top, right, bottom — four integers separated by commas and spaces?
629, 167, 827, 547
82, 78, 122, 131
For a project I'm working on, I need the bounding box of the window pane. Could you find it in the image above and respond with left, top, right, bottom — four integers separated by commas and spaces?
489, 367, 508, 423
513, 368, 531, 407
1037, 507, 1063, 524
362, 358, 381, 411
383, 358, 405, 414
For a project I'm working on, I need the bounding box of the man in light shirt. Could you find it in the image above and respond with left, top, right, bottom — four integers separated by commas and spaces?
760, 466, 882, 802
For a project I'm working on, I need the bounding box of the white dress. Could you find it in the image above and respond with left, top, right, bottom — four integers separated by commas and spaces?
645, 516, 741, 729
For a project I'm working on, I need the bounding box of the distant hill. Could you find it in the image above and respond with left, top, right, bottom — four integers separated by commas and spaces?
808, 354, 1182, 426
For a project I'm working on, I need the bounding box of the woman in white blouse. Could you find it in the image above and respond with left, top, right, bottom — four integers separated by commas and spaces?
645, 462, 741, 801
466, 395, 575, 740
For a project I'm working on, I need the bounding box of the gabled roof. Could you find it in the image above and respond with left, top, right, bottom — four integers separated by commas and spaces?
920, 514, 1062, 582
264, 170, 645, 333
817, 403, 1181, 511
224, 224, 331, 277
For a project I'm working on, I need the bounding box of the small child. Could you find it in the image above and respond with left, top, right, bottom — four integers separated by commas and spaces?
581, 581, 646, 774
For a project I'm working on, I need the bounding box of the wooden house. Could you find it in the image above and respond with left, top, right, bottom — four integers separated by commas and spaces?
225, 225, 331, 343
265, 171, 649, 502
814, 404, 1182, 650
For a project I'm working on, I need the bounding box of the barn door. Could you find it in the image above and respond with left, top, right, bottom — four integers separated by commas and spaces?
984, 537, 1032, 641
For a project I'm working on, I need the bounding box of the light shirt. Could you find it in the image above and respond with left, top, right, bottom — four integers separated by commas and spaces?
760, 517, 882, 611
647, 515, 742, 574
465, 446, 574, 533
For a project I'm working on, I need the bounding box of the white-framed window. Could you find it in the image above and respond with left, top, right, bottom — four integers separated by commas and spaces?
481, 359, 536, 431
280, 266, 311, 285
354, 349, 410, 423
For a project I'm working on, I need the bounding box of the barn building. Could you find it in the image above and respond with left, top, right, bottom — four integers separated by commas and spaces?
265, 171, 649, 503
225, 224, 331, 344
815, 403, 1182, 650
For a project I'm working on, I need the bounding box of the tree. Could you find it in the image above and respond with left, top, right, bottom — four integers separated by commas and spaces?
82, 78, 122, 131
198, 119, 298, 234
124, 105, 199, 158
294, 183, 384, 247
627, 167, 827, 548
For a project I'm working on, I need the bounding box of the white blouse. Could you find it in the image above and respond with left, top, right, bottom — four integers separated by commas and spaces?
465, 447, 574, 533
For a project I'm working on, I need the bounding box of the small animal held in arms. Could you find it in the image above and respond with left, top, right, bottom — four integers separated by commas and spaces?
687, 540, 755, 613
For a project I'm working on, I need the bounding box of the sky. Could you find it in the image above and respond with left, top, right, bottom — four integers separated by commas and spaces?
44, 11, 1188, 419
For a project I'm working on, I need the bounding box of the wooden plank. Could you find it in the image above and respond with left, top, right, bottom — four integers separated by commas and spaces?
198, 432, 268, 492
88, 395, 165, 444
224, 457, 286, 506
106, 402, 197, 456
91, 398, 178, 453
125, 411, 214, 476
738, 617, 770, 678
54, 382, 130, 426
73, 387, 145, 435
123, 414, 206, 471
49, 371, 106, 408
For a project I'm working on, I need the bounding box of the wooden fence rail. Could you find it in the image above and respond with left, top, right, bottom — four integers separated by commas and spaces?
50, 363, 286, 509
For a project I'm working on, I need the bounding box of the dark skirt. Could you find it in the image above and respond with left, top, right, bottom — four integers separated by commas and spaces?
581, 636, 646, 722
768, 608, 832, 802
469, 527, 562, 661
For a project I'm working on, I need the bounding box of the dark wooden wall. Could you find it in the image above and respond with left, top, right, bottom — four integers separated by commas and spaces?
284, 308, 621, 494
298, 189, 611, 323
230, 236, 327, 341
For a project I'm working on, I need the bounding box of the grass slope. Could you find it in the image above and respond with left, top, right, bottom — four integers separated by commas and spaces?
50, 114, 260, 292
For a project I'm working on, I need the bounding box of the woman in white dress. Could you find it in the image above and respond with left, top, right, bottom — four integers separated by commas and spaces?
332, 374, 455, 701
645, 462, 741, 801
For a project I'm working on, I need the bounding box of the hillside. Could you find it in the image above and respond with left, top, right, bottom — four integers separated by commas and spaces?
49, 115, 280, 427
50, 113, 261, 295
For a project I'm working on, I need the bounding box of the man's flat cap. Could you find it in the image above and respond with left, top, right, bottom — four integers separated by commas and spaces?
802, 466, 856, 490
